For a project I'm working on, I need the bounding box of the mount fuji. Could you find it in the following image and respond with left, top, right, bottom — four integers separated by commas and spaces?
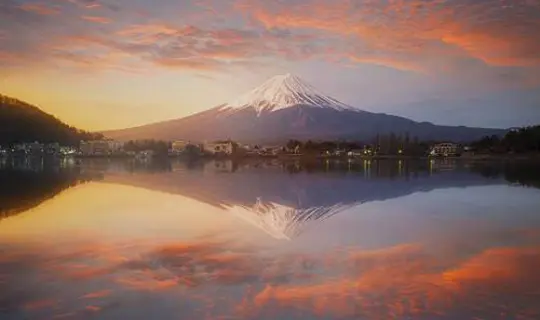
104, 74, 505, 142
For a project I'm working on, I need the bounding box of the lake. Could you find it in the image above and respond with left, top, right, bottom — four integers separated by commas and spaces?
1, 157, 540, 320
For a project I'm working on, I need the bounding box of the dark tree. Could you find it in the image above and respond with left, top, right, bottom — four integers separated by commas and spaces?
0, 94, 103, 146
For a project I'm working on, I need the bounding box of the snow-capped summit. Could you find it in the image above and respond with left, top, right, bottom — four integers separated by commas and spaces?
223, 73, 356, 115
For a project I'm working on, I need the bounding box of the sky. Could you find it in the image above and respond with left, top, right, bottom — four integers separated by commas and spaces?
1, 0, 540, 130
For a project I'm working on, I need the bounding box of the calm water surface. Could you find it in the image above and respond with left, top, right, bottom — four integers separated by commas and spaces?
1, 158, 540, 320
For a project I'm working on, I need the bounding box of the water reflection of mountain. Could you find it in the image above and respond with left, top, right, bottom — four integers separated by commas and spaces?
103, 160, 513, 240
3, 158, 538, 238
0, 158, 101, 220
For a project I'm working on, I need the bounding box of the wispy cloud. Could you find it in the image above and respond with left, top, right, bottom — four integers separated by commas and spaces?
237, 0, 540, 69
1, 0, 539, 94
19, 2, 60, 15
81, 15, 111, 24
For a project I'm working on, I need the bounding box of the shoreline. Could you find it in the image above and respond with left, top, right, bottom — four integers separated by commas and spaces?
2, 153, 539, 162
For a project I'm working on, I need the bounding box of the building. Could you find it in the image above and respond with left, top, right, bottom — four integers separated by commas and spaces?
347, 149, 365, 157
60, 146, 77, 156
44, 143, 60, 155
108, 140, 125, 154
14, 142, 44, 155
170, 140, 191, 154
80, 140, 110, 156
258, 145, 282, 156
80, 140, 124, 156
429, 143, 461, 157
203, 141, 235, 155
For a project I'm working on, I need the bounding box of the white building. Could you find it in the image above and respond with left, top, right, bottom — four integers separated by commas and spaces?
108, 140, 125, 154
80, 140, 124, 156
60, 146, 77, 156
203, 141, 235, 155
45, 143, 60, 155
170, 140, 191, 154
14, 142, 44, 154
430, 143, 460, 156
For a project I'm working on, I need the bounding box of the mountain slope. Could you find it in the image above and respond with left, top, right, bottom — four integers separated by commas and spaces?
103, 74, 506, 142
0, 94, 102, 146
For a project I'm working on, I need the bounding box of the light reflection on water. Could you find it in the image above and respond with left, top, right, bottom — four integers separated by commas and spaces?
1, 158, 540, 319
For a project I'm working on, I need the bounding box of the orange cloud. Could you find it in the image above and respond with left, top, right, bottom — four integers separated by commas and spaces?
67, 0, 102, 10
80, 290, 112, 299
116, 274, 179, 291
237, 0, 540, 69
85, 305, 102, 312
19, 3, 60, 15
81, 16, 111, 24
242, 244, 540, 319
117, 24, 186, 36
443, 247, 540, 290
348, 54, 425, 73
442, 30, 540, 67
152, 57, 223, 71
23, 299, 58, 310
3, 237, 540, 319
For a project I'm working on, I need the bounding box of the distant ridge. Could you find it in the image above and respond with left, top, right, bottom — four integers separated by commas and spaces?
0, 94, 102, 146
103, 74, 506, 143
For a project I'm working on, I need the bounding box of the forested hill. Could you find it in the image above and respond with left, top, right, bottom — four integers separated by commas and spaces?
0, 94, 102, 146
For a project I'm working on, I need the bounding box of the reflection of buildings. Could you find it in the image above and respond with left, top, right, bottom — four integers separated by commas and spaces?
203, 160, 235, 173
430, 159, 458, 172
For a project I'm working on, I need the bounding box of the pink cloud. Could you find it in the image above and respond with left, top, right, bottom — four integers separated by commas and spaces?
81, 16, 111, 24
19, 3, 60, 15
237, 0, 540, 69
23, 299, 59, 310
80, 290, 112, 299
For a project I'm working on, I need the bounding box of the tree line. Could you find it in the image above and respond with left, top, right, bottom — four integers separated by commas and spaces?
285, 133, 434, 156
471, 125, 540, 153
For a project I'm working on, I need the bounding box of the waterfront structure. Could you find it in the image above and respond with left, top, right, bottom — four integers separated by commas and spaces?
80, 140, 109, 156
14, 142, 44, 155
108, 140, 125, 154
203, 141, 235, 155
347, 149, 365, 157
60, 146, 77, 156
170, 140, 191, 155
429, 143, 461, 156
45, 143, 60, 155
252, 145, 281, 156
79, 140, 125, 156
